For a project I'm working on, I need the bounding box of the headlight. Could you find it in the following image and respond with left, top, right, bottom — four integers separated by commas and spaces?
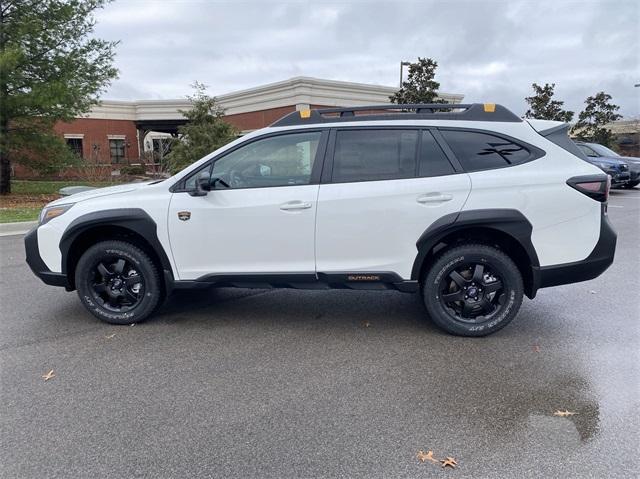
39, 204, 74, 225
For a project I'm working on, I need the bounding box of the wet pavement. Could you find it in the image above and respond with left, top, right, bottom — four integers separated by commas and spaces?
1, 189, 639, 478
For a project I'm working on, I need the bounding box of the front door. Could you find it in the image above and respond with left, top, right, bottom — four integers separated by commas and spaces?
168, 130, 326, 280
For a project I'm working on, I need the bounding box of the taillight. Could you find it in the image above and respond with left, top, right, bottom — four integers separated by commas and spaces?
567, 175, 610, 202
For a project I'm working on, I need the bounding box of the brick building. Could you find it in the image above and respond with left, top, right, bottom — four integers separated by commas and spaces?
16, 77, 464, 178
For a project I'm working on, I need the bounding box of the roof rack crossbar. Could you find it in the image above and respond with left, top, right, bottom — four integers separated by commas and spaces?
317, 103, 472, 115
270, 103, 522, 127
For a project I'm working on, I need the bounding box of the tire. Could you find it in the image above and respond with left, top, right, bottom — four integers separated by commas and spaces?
75, 240, 162, 325
422, 243, 524, 337
621, 181, 639, 189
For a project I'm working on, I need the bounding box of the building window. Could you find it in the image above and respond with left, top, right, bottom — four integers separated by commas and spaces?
66, 138, 83, 158
109, 139, 126, 164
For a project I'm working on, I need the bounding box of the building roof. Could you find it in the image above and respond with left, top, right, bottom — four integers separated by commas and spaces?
86, 76, 465, 122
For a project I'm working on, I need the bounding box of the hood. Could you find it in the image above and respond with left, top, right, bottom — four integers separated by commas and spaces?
47, 181, 152, 207
618, 155, 640, 164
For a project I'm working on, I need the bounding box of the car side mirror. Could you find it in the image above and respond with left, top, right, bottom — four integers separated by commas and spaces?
189, 172, 211, 197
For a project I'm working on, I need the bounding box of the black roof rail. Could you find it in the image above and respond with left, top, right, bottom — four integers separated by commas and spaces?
270, 103, 522, 127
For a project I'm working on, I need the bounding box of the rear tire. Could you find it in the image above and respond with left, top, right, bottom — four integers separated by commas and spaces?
422, 243, 523, 337
75, 240, 162, 325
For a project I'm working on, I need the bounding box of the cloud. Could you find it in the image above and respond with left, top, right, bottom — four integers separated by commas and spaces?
93, 0, 640, 117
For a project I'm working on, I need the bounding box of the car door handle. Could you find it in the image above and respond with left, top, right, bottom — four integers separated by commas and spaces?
279, 201, 312, 211
417, 193, 453, 204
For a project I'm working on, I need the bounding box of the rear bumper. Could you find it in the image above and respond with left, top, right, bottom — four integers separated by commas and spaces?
24, 227, 69, 288
531, 205, 616, 293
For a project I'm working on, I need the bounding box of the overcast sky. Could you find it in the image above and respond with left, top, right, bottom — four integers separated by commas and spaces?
94, 0, 639, 118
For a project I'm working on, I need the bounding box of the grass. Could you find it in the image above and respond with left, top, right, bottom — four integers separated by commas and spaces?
0, 179, 120, 224
0, 207, 42, 223
11, 179, 114, 195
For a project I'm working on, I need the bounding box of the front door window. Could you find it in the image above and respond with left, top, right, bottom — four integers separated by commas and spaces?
206, 131, 321, 189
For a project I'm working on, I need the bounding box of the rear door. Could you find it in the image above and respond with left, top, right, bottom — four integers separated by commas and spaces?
315, 128, 471, 279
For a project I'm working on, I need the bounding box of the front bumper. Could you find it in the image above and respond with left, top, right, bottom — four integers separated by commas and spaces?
24, 227, 69, 288
531, 204, 616, 293
609, 171, 630, 186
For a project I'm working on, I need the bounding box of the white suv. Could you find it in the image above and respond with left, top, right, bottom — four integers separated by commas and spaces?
25, 104, 616, 336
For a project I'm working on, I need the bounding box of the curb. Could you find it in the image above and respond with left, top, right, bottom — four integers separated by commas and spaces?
0, 221, 37, 237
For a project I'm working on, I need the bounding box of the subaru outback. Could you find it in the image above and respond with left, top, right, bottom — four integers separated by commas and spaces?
25, 104, 616, 336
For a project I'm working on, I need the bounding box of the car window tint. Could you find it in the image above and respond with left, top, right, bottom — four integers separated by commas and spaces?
577, 144, 598, 157
332, 129, 418, 182
208, 131, 321, 189
440, 130, 531, 172
419, 131, 455, 177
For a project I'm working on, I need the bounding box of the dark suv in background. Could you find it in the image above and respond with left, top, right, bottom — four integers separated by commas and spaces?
576, 141, 639, 189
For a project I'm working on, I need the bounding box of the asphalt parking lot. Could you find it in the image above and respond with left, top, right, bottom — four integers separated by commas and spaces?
1, 189, 638, 478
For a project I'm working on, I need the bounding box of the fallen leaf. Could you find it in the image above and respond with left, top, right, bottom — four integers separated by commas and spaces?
362, 321, 371, 328
105, 333, 116, 339
129, 323, 135, 327
590, 290, 597, 294
553, 410, 577, 417
42, 370, 55, 381
441, 457, 458, 469
532, 345, 541, 352
417, 450, 438, 463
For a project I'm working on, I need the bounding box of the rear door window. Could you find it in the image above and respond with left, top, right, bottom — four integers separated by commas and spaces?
440, 130, 532, 172
419, 131, 456, 177
332, 129, 418, 182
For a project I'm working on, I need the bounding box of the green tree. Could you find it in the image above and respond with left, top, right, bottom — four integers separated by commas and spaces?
524, 83, 574, 122
166, 82, 237, 174
572, 92, 622, 147
0, 0, 118, 194
390, 57, 446, 104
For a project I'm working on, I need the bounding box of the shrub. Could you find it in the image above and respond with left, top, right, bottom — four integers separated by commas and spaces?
120, 164, 146, 176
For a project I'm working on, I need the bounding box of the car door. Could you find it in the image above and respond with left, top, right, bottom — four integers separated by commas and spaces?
315, 128, 471, 279
168, 130, 327, 280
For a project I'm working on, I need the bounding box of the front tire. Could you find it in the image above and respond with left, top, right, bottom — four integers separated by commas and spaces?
422, 243, 524, 336
75, 240, 162, 325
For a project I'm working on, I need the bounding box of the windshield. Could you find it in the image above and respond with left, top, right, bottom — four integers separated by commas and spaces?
590, 144, 620, 157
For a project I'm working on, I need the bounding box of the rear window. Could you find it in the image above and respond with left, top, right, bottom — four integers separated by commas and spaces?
440, 130, 532, 172
332, 129, 418, 182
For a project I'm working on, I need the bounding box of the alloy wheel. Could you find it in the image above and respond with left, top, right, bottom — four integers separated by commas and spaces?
438, 262, 505, 322
90, 257, 144, 312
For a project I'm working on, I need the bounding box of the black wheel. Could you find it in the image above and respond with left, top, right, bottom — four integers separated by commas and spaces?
621, 181, 639, 189
75, 240, 162, 325
422, 243, 523, 336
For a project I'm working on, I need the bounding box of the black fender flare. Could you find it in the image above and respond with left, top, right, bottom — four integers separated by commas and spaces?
410, 208, 540, 284
59, 208, 174, 287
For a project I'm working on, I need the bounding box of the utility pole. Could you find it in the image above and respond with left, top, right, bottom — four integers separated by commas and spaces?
399, 61, 411, 88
